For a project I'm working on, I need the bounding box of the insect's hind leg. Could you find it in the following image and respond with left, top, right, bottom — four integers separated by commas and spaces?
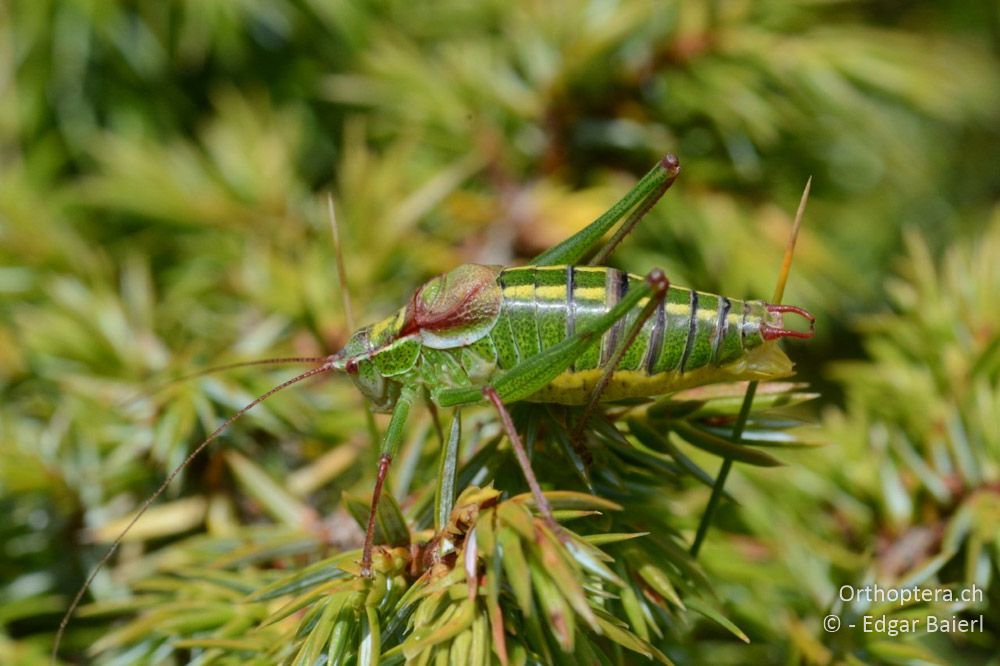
532, 155, 681, 267
483, 386, 560, 535
433, 269, 669, 532
588, 156, 679, 267
570, 272, 671, 456
467, 270, 670, 537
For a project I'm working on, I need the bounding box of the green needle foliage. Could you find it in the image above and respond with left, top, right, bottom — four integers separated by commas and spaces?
685, 215, 1000, 665
71, 383, 818, 664
2, 1, 999, 665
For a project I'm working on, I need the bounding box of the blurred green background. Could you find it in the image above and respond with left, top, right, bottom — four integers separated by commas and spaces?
2, 0, 999, 663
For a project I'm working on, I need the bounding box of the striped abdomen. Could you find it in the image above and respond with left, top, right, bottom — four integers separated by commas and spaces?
489, 265, 790, 404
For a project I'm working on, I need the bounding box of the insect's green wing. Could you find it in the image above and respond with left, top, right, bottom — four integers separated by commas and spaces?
531, 156, 680, 267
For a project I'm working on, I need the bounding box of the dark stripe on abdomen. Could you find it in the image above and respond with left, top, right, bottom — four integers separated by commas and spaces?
644, 296, 666, 374
711, 296, 731, 363
601, 269, 628, 366
684, 291, 720, 372
497, 267, 744, 381
679, 290, 698, 372
566, 265, 576, 339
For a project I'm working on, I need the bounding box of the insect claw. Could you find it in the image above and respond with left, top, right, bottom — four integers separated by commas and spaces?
762, 304, 815, 340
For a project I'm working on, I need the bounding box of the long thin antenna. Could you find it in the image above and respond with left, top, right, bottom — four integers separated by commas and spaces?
690, 177, 812, 558
53, 363, 335, 662
120, 357, 329, 408
327, 194, 356, 332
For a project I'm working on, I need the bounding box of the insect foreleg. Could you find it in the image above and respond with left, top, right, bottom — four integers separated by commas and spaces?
532, 155, 680, 267
360, 383, 419, 578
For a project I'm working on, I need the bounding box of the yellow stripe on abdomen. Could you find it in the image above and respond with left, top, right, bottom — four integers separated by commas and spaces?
523, 342, 794, 405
